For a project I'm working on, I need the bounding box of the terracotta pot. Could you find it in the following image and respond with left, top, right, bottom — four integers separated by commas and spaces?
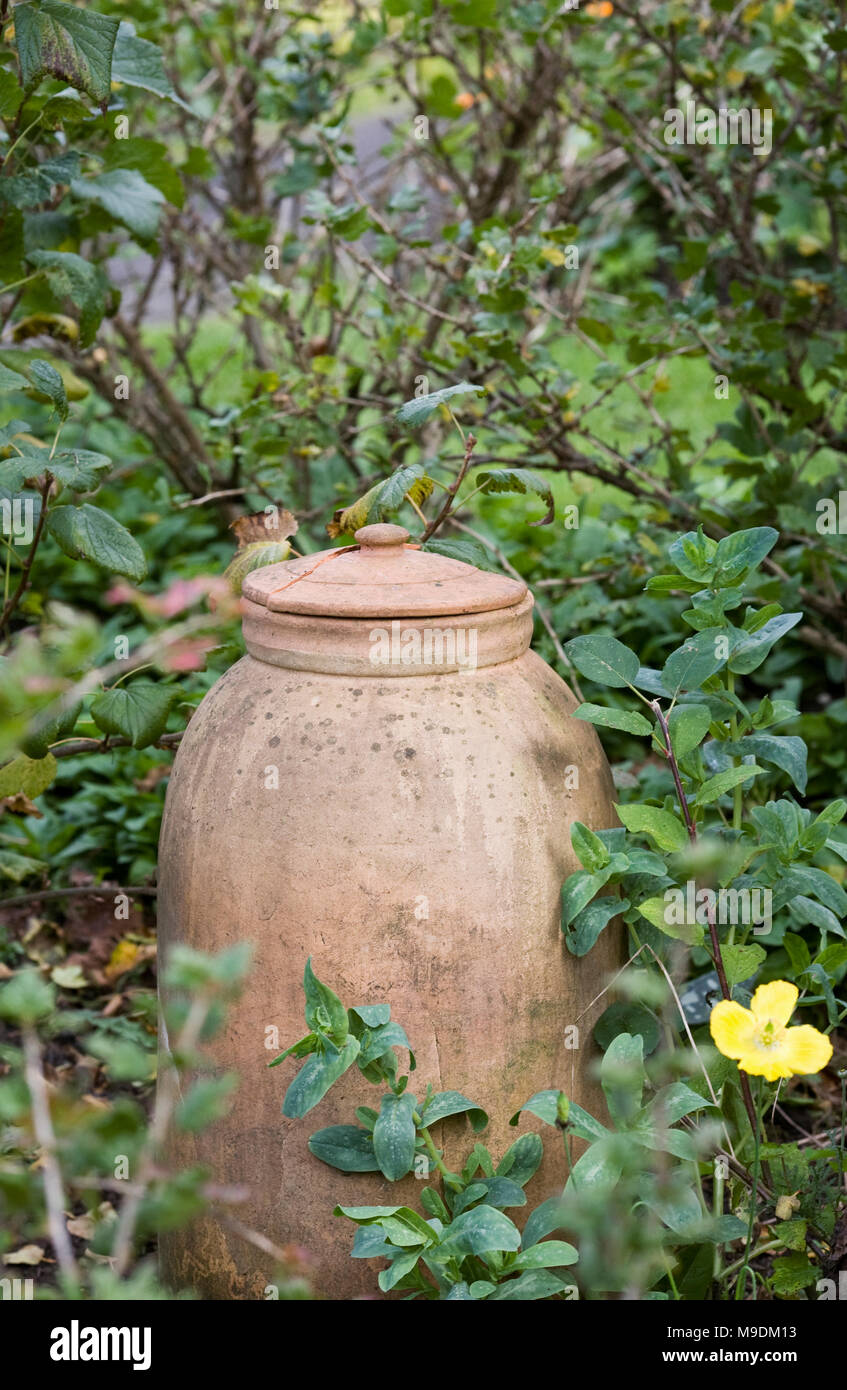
157, 524, 620, 1299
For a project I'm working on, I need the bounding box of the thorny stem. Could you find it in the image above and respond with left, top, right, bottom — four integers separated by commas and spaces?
420, 430, 478, 543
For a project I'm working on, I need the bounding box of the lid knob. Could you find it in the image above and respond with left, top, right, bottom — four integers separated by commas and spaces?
354, 523, 410, 553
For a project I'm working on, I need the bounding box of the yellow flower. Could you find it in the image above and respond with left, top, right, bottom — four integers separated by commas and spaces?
710, 981, 832, 1082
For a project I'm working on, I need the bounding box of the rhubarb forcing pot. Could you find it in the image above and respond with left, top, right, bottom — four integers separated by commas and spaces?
157, 523, 620, 1299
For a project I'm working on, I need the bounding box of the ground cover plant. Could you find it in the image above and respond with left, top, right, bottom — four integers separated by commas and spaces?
0, 0, 845, 1302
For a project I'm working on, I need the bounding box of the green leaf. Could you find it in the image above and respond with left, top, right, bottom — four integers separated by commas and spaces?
348, 1004, 391, 1028
667, 704, 711, 759
668, 530, 717, 582
522, 1198, 568, 1250
770, 1252, 818, 1295
644, 573, 704, 595
99, 137, 184, 208
473, 467, 554, 525
725, 735, 807, 793
282, 1038, 360, 1118
176, 1074, 236, 1131
0, 68, 23, 119
378, 1250, 420, 1292
71, 169, 165, 239
601, 1032, 644, 1128
693, 764, 764, 807
0, 849, 47, 882
511, 1091, 610, 1143
512, 1240, 578, 1270
266, 1032, 316, 1067
440, 1205, 521, 1256
357, 1020, 413, 1068
615, 803, 689, 852
420, 1090, 488, 1132
573, 703, 653, 736
111, 23, 188, 107
662, 631, 728, 695
560, 865, 616, 928
0, 364, 29, 392
576, 316, 614, 344
0, 968, 54, 1022
728, 613, 802, 674
225, 540, 292, 593
328, 463, 433, 535
593, 1001, 661, 1055
570, 821, 610, 872
420, 537, 500, 573
0, 752, 56, 798
721, 944, 766, 988
82, 1034, 154, 1082
566, 1136, 622, 1191
2, 446, 111, 493
635, 894, 704, 946
20, 699, 81, 759
14, 1, 119, 102
24, 358, 67, 420
90, 681, 176, 749
302, 958, 348, 1044
350, 1226, 393, 1260
488, 1270, 571, 1300
395, 381, 484, 427
47, 503, 147, 580
564, 635, 639, 688
773, 1219, 807, 1253
373, 1092, 417, 1180
565, 894, 627, 957
26, 251, 109, 347
713, 527, 778, 580
789, 897, 845, 939
308, 1125, 380, 1172
334, 1204, 406, 1223
444, 1282, 474, 1299
644, 1082, 714, 1126
467, 1176, 526, 1211
495, 1132, 543, 1187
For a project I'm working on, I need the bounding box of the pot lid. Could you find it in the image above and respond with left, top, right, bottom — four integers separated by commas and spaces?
241, 523, 527, 618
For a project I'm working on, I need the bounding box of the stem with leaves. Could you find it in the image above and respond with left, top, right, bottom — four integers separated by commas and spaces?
0, 475, 51, 636
650, 698, 766, 1174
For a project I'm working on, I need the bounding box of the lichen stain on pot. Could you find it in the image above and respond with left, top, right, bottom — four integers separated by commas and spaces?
157, 524, 623, 1299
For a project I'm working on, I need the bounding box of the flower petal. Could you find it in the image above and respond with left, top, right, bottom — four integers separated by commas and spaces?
750, 980, 798, 1029
783, 1024, 833, 1077
710, 1001, 756, 1059
737, 1050, 793, 1082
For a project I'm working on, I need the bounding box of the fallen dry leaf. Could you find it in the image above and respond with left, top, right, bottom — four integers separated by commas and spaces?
230, 508, 298, 547
0, 792, 43, 818
66, 1213, 96, 1240
4, 1244, 45, 1266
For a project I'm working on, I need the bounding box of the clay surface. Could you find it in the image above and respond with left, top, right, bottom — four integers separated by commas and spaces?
157, 647, 622, 1299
